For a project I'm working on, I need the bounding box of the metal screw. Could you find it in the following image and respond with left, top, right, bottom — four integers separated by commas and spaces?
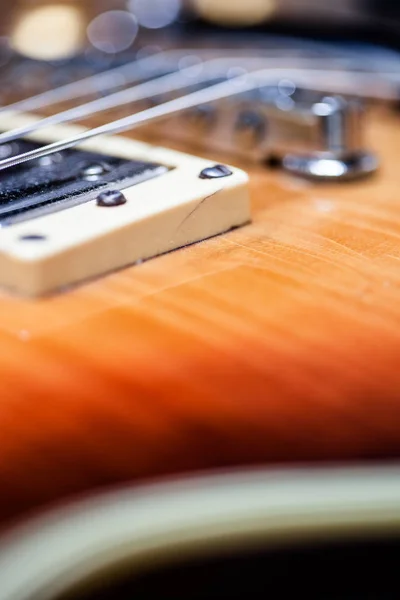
37, 153, 63, 167
96, 189, 127, 207
81, 163, 111, 181
0, 143, 17, 159
199, 164, 233, 179
19, 234, 47, 242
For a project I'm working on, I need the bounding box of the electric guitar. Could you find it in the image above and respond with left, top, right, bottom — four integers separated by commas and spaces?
0, 27, 400, 600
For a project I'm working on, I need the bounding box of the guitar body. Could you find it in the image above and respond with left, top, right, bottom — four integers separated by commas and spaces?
0, 106, 399, 527
1, 12, 400, 594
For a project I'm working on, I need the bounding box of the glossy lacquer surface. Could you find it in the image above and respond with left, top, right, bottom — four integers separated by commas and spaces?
0, 108, 400, 525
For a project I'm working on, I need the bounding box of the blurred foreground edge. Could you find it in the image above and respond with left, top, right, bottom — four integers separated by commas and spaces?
0, 464, 399, 600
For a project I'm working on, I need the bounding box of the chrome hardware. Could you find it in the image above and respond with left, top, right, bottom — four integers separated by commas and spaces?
36, 152, 63, 167
162, 87, 378, 181
282, 152, 378, 181
199, 164, 233, 179
81, 163, 111, 181
282, 96, 378, 180
0, 65, 380, 182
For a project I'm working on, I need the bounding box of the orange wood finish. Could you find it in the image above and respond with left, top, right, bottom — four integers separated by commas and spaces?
1, 108, 400, 526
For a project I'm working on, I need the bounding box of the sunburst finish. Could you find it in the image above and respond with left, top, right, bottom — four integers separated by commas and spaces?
0, 107, 399, 526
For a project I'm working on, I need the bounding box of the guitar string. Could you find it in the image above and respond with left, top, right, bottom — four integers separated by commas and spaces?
0, 56, 398, 146
2, 44, 400, 117
0, 48, 265, 114
0, 47, 354, 115
0, 57, 268, 144
0, 66, 395, 172
0, 49, 196, 114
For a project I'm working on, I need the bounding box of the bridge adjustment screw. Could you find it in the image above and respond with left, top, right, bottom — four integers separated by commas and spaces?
81, 163, 111, 181
199, 164, 233, 179
96, 189, 127, 207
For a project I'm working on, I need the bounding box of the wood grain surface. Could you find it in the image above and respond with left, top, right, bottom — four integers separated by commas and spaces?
1, 106, 400, 526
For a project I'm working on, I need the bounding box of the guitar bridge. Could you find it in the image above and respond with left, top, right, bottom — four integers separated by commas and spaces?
0, 53, 380, 182
146, 87, 378, 181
